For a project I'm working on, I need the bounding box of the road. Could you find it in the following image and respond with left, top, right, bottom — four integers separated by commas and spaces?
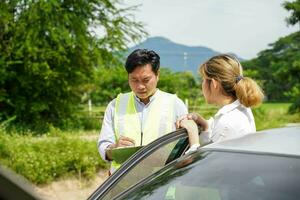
35, 169, 108, 200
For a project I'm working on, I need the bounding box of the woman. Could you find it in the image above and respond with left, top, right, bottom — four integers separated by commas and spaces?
177, 54, 264, 152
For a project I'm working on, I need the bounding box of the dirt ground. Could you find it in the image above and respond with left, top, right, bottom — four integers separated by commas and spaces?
34, 169, 109, 200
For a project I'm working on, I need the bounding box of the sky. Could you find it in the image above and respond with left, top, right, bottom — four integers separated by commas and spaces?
123, 0, 298, 59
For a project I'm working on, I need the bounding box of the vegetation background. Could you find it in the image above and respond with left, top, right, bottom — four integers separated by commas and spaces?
0, 0, 300, 198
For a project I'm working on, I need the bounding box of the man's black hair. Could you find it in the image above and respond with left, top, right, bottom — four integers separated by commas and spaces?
125, 49, 160, 74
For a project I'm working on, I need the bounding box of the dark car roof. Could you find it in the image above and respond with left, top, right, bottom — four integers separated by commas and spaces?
202, 126, 300, 156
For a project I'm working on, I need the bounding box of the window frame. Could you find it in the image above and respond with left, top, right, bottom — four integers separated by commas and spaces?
88, 128, 190, 200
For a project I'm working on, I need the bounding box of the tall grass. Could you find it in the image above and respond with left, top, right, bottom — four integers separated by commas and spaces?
253, 103, 300, 130
189, 102, 300, 130
0, 129, 107, 184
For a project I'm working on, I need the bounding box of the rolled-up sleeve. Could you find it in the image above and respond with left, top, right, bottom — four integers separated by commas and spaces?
199, 117, 213, 145
97, 100, 116, 161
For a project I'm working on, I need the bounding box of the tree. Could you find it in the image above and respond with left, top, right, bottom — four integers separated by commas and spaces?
243, 0, 300, 112
243, 32, 300, 101
90, 67, 199, 106
158, 68, 199, 102
0, 0, 146, 131
284, 0, 300, 26
91, 65, 129, 105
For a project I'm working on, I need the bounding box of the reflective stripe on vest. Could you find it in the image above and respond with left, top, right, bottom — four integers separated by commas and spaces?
114, 91, 175, 143
110, 91, 176, 173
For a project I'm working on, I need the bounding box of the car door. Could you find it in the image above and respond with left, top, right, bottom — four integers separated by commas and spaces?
88, 128, 190, 200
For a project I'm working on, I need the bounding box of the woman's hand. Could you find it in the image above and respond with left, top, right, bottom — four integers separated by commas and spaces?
176, 113, 208, 131
180, 119, 199, 146
176, 113, 197, 129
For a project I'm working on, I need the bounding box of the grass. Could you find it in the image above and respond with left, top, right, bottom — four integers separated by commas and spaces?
188, 102, 300, 131
253, 103, 300, 130
0, 129, 107, 184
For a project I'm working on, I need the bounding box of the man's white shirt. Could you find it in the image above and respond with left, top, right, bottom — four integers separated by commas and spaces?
98, 89, 188, 161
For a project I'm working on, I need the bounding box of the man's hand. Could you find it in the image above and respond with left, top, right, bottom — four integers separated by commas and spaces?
105, 136, 135, 160
117, 136, 135, 147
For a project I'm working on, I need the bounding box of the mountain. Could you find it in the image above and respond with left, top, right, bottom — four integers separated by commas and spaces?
128, 36, 221, 74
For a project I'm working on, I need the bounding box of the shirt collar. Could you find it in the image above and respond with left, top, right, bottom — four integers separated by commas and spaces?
133, 89, 160, 104
214, 99, 242, 117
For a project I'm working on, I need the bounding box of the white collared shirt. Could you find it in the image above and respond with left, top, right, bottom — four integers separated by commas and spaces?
199, 100, 256, 145
98, 89, 188, 161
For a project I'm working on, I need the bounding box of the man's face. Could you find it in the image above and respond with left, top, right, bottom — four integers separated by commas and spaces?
128, 64, 159, 102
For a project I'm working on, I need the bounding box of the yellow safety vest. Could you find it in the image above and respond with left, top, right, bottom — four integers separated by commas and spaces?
110, 91, 176, 172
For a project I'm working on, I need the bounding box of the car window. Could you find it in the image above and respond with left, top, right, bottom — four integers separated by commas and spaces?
102, 138, 187, 200
89, 129, 189, 200
116, 151, 300, 200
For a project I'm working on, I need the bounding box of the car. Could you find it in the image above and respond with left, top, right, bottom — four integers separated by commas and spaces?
0, 165, 42, 200
88, 126, 300, 200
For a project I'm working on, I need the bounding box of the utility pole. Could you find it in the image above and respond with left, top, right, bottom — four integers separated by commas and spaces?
183, 52, 188, 70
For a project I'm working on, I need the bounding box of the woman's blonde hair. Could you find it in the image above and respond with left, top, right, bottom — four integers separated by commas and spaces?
199, 54, 264, 107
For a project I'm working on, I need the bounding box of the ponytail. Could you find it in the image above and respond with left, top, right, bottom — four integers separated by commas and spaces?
235, 77, 264, 107
200, 54, 264, 107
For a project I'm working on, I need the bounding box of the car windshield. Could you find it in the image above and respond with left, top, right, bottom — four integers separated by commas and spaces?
116, 150, 300, 200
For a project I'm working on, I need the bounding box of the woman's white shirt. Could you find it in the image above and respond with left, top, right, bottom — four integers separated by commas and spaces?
199, 100, 256, 145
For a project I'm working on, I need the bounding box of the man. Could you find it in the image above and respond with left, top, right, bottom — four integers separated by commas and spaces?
98, 49, 188, 174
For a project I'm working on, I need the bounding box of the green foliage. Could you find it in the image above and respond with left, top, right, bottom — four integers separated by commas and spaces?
283, 0, 300, 26
0, 130, 107, 184
190, 102, 300, 131
91, 66, 129, 105
253, 103, 300, 130
0, 0, 146, 131
288, 95, 300, 113
158, 68, 200, 101
242, 0, 300, 112
89, 67, 200, 106
242, 31, 300, 111
78, 114, 101, 130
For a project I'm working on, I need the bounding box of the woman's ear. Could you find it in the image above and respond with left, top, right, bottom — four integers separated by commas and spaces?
211, 78, 219, 90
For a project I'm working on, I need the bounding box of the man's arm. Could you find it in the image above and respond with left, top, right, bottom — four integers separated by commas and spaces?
98, 99, 136, 161
174, 96, 189, 120
97, 100, 116, 161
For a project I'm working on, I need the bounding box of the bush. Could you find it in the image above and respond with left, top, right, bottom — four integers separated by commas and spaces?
0, 131, 107, 184
2, 110, 102, 134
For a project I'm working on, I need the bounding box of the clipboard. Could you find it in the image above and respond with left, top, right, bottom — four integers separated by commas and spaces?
111, 146, 144, 164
